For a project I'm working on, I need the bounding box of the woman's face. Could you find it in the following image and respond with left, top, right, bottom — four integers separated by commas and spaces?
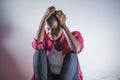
46, 20, 63, 41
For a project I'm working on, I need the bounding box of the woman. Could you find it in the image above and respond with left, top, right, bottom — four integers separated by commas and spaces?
32, 6, 84, 80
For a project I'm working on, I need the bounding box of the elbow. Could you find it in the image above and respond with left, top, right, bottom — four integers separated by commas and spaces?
70, 42, 84, 54
75, 43, 84, 54
75, 47, 80, 54
71, 46, 80, 54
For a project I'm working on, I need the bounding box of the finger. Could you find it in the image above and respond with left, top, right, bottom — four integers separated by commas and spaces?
57, 10, 64, 16
56, 14, 60, 19
57, 10, 62, 12
57, 10, 63, 14
48, 6, 54, 9
47, 11, 55, 18
48, 11, 54, 16
49, 6, 56, 11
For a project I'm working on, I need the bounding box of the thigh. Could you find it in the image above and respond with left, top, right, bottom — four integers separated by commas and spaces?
33, 49, 48, 80
60, 51, 79, 80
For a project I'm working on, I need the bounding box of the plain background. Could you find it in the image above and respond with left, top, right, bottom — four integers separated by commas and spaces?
0, 0, 120, 80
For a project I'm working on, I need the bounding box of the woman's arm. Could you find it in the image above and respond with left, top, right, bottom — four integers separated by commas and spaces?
36, 17, 46, 43
36, 6, 56, 43
56, 10, 81, 53
62, 24, 81, 53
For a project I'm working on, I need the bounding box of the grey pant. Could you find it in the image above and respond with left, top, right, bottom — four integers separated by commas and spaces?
33, 49, 79, 80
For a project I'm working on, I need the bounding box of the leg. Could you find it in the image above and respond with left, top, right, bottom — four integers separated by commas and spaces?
60, 51, 79, 80
33, 49, 48, 80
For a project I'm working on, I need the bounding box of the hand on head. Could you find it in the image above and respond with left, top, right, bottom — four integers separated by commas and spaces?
56, 10, 66, 26
44, 6, 56, 20
44, 6, 66, 26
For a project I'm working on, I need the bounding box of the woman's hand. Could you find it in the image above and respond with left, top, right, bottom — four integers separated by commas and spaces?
43, 6, 56, 20
56, 10, 66, 26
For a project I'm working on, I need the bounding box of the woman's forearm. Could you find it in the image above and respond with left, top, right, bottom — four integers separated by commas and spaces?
62, 24, 80, 53
55, 10, 80, 52
36, 18, 46, 43
36, 6, 56, 43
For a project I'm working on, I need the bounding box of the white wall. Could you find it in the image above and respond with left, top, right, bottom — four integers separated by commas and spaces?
0, 0, 120, 80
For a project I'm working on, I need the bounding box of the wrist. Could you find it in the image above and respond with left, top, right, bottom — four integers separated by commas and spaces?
61, 23, 66, 28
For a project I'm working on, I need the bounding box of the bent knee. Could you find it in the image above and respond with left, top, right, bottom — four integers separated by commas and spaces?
69, 51, 78, 58
67, 51, 78, 62
33, 49, 46, 58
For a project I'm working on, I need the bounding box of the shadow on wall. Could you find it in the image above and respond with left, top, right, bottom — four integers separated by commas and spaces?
0, 21, 26, 80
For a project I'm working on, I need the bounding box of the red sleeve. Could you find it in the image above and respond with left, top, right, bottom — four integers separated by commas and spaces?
72, 31, 84, 53
32, 31, 47, 50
